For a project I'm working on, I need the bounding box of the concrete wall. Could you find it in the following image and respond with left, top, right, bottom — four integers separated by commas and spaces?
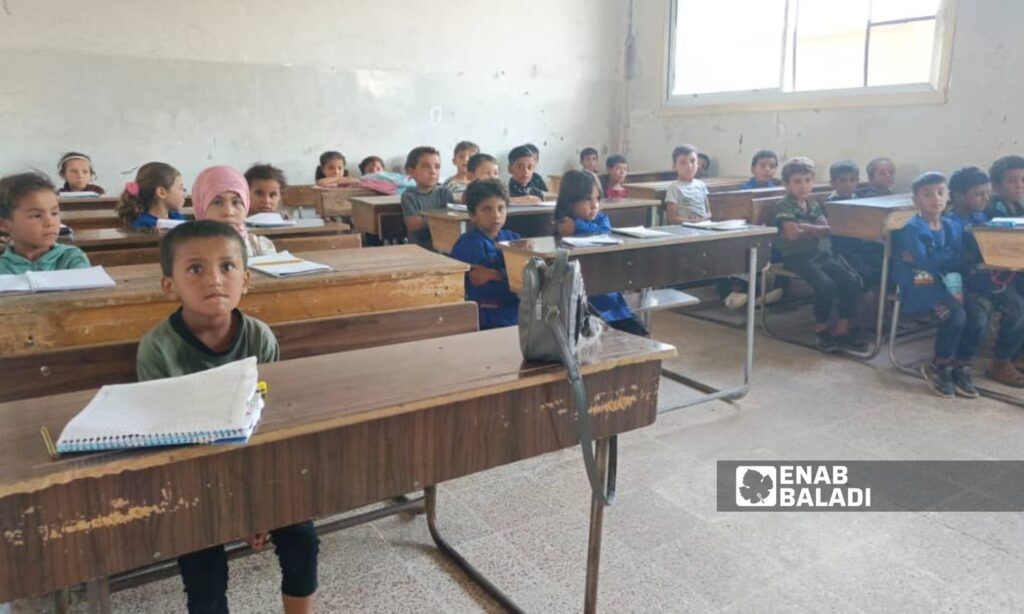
0, 0, 627, 188
625, 0, 1023, 190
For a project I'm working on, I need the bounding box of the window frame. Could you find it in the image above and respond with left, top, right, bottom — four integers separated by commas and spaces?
661, 0, 957, 115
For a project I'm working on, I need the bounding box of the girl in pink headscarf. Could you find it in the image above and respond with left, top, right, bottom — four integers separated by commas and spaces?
192, 165, 277, 257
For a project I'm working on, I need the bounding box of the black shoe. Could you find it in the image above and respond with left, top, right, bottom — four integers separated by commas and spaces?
951, 365, 980, 398
816, 331, 839, 353
921, 363, 955, 398
835, 331, 869, 352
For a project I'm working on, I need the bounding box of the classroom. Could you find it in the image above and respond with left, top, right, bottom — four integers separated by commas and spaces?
1, 0, 1022, 612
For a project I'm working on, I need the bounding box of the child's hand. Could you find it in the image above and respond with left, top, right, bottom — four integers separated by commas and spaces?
468, 265, 500, 287
246, 533, 270, 550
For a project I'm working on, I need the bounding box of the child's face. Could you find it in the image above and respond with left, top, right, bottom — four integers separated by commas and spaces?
157, 174, 187, 210
914, 183, 948, 218
832, 172, 860, 199
0, 190, 61, 254
996, 169, 1024, 203
784, 172, 815, 201
322, 158, 346, 179
509, 157, 535, 184
470, 196, 508, 240
572, 184, 601, 221
582, 154, 599, 172
697, 156, 710, 178
62, 159, 93, 191
204, 190, 248, 231
161, 236, 251, 320
249, 179, 282, 214
753, 158, 778, 183
952, 182, 991, 213
364, 159, 385, 174
453, 149, 479, 176
409, 154, 442, 189
869, 161, 896, 191
473, 161, 500, 181
674, 152, 698, 181
609, 163, 628, 185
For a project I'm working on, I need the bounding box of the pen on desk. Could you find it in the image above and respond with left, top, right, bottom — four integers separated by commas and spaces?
40, 426, 60, 460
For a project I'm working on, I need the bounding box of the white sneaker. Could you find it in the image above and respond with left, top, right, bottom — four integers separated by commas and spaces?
757, 287, 784, 306
724, 292, 748, 310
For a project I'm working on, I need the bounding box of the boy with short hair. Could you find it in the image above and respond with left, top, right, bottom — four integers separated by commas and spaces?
137, 220, 320, 613
856, 157, 896, 197
449, 179, 521, 329
665, 144, 710, 224
985, 155, 1024, 218
443, 140, 480, 201
602, 154, 629, 199
580, 147, 599, 172
401, 146, 454, 249
522, 143, 549, 192
827, 161, 860, 202
697, 153, 711, 179
828, 159, 884, 291
0, 171, 90, 274
895, 173, 987, 398
468, 153, 500, 180
740, 150, 780, 189
508, 145, 545, 202
773, 157, 865, 352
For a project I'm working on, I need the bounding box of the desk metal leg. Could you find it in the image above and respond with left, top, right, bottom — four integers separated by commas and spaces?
660, 245, 757, 411
85, 578, 111, 614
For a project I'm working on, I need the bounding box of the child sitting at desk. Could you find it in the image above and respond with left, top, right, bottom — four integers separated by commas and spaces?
580, 147, 599, 173
948, 167, 1024, 387
449, 178, 520, 329
523, 143, 549, 192
856, 157, 896, 197
697, 152, 711, 179
602, 154, 629, 199
245, 163, 288, 216
508, 145, 545, 202
985, 155, 1024, 218
665, 144, 710, 224
555, 170, 647, 336
740, 150, 780, 189
115, 162, 187, 231
773, 157, 866, 352
314, 151, 359, 188
0, 171, 90, 274
57, 152, 105, 194
828, 160, 885, 289
193, 165, 277, 257
359, 156, 386, 175
137, 220, 320, 614
468, 153, 501, 181
894, 172, 986, 398
401, 146, 454, 250
442, 141, 480, 201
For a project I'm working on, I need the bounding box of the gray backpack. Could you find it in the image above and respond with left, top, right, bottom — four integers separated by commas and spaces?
518, 250, 615, 506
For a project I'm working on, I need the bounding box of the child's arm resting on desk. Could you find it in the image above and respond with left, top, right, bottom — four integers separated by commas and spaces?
467, 265, 504, 286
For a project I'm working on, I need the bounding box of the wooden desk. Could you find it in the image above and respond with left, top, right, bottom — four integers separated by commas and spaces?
62, 208, 196, 231
0, 328, 674, 610
59, 196, 195, 212
65, 221, 356, 267
350, 194, 406, 244
282, 185, 379, 217
624, 177, 747, 201
822, 194, 915, 242
422, 198, 661, 254
709, 184, 832, 222
970, 226, 1024, 269
0, 246, 466, 357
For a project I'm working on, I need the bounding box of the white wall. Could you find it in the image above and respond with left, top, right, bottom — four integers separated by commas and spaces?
0, 0, 627, 189
625, 0, 1024, 190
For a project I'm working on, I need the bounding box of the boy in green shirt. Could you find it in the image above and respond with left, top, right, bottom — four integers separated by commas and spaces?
0, 171, 90, 274
137, 220, 319, 614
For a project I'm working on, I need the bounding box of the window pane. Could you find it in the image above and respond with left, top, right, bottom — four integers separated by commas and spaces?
792, 0, 869, 91
871, 0, 941, 22
672, 0, 786, 96
867, 19, 937, 86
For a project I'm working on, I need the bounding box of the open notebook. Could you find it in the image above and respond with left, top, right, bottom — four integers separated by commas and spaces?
681, 219, 749, 231
246, 212, 297, 227
249, 251, 332, 277
56, 357, 264, 453
0, 266, 116, 293
613, 226, 674, 239
560, 235, 623, 247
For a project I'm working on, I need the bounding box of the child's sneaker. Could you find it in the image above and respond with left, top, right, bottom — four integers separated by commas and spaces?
986, 360, 1024, 388
835, 330, 869, 352
724, 292, 748, 310
816, 331, 839, 353
755, 287, 784, 306
921, 363, 955, 398
951, 365, 980, 398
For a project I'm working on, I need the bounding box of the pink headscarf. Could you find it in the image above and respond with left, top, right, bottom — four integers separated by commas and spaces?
191, 165, 251, 237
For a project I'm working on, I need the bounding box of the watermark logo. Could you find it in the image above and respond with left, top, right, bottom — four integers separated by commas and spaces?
735, 466, 776, 506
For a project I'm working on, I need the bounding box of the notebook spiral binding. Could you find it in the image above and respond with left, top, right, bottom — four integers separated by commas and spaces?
56, 428, 248, 453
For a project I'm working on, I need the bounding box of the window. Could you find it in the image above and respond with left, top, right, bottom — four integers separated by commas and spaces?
665, 0, 955, 111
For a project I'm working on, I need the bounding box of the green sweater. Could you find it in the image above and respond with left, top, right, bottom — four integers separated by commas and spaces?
0, 243, 90, 275
137, 308, 279, 381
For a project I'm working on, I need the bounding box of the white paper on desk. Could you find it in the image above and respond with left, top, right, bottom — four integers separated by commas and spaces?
560, 235, 624, 247
682, 219, 748, 231
612, 226, 673, 239
987, 217, 1024, 228
59, 191, 101, 198
246, 212, 297, 227
156, 218, 187, 232
447, 203, 468, 212
0, 274, 31, 293
249, 251, 332, 277
0, 266, 116, 293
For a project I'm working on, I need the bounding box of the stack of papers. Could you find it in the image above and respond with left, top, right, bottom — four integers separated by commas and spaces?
613, 226, 674, 239
156, 218, 187, 232
249, 251, 333, 277
56, 357, 264, 453
246, 212, 297, 227
987, 218, 1024, 228
447, 203, 468, 212
560, 235, 624, 247
682, 219, 749, 231
0, 266, 116, 293
59, 191, 101, 198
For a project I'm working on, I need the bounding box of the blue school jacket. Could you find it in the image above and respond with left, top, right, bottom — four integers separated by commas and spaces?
948, 210, 1016, 295
740, 177, 779, 189
557, 212, 635, 323
449, 226, 521, 329
892, 214, 964, 314
133, 209, 186, 230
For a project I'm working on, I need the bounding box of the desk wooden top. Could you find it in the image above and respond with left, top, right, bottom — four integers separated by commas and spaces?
825, 194, 914, 209
62, 208, 196, 228
822, 194, 916, 241
499, 224, 775, 259
970, 225, 1024, 270
350, 194, 401, 207
66, 220, 349, 250
421, 198, 660, 223
58, 196, 195, 211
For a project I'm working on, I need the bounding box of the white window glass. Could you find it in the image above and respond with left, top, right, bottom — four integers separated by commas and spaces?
867, 19, 938, 86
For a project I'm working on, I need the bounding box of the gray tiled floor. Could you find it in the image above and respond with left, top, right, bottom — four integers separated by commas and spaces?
22, 312, 1024, 612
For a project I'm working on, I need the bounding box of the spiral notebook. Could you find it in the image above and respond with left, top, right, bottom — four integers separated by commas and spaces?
55, 357, 264, 454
